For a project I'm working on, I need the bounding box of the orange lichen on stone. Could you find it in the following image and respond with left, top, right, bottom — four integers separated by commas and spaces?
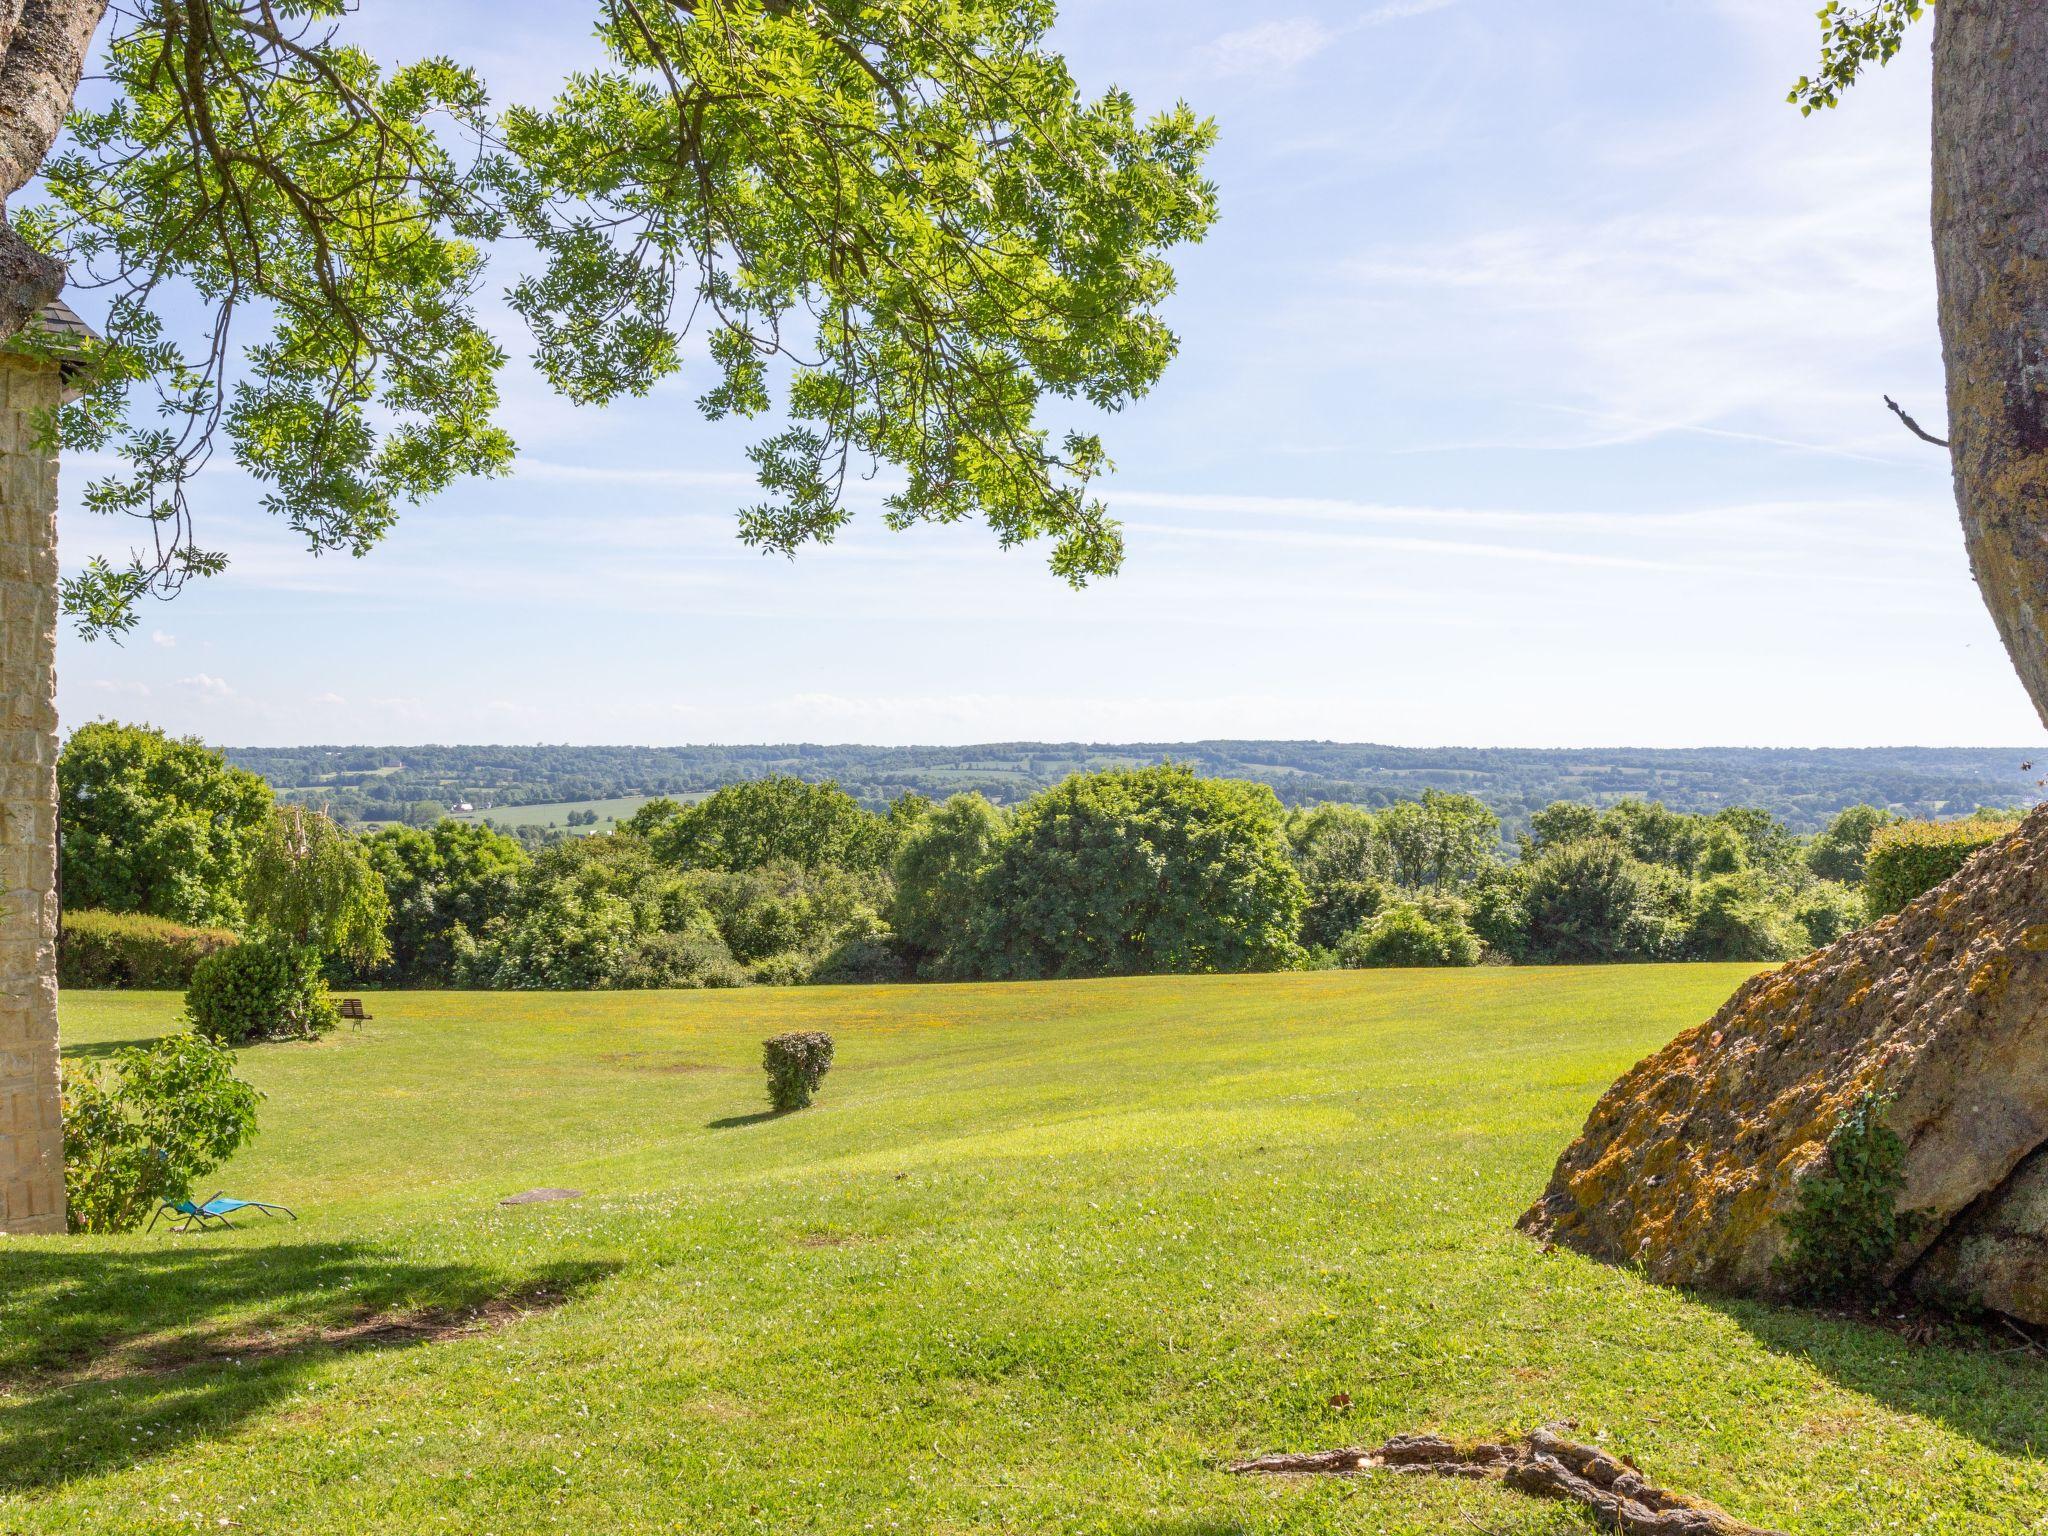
1519, 808, 2048, 1307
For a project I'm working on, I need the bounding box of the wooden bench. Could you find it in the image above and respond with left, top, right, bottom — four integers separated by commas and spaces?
338, 997, 372, 1029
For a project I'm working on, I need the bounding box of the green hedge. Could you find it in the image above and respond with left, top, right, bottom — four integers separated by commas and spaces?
1864, 817, 2020, 918
59, 910, 239, 989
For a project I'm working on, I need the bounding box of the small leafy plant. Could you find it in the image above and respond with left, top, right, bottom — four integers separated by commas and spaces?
1780, 1089, 1919, 1300
62, 1033, 261, 1234
185, 938, 339, 1045
763, 1032, 835, 1112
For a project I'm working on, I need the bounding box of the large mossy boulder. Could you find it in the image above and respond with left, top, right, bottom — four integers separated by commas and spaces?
1519, 806, 2048, 1317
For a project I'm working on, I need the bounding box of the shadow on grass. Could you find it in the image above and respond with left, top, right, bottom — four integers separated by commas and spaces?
1709, 1295, 2048, 1457
707, 1108, 793, 1129
0, 1241, 615, 1492
60, 1036, 178, 1062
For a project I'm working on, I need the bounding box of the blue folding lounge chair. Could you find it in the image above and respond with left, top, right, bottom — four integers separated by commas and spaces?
148, 1191, 297, 1233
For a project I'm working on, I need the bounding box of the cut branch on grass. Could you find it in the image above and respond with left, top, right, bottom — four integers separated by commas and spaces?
1229, 1425, 1787, 1536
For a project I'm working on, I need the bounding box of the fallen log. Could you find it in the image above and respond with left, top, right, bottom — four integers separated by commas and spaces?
1228, 1425, 1786, 1536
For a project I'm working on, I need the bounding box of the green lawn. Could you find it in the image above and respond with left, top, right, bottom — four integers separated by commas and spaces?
8, 968, 2045, 1533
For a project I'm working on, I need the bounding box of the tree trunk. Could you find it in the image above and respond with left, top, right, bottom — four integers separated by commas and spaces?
0, 0, 106, 1234
1934, 1, 2048, 729
0, 350, 63, 1232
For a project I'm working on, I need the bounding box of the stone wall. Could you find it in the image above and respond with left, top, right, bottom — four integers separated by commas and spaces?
0, 354, 64, 1234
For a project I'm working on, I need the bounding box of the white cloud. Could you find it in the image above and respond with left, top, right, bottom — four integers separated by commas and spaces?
150, 629, 176, 649
178, 673, 234, 699
1196, 3, 1457, 79
1197, 18, 1336, 77
312, 691, 347, 707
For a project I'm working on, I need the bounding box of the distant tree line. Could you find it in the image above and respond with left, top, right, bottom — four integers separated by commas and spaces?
221, 740, 2046, 838
59, 722, 2018, 993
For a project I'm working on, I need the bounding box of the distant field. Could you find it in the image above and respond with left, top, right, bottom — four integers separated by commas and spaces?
452, 794, 674, 831
12, 968, 2045, 1533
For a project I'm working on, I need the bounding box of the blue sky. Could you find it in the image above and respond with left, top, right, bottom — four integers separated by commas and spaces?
55, 0, 2038, 751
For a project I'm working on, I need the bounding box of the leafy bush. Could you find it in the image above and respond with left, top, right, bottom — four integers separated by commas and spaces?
1464, 864, 1530, 961
1780, 1090, 1918, 1300
61, 1032, 261, 1233
1864, 816, 2020, 917
611, 929, 750, 990
1285, 804, 1392, 951
804, 912, 911, 984
654, 777, 889, 873
1337, 896, 1481, 968
1805, 804, 1900, 885
1792, 880, 1866, 950
763, 1031, 834, 1111
1520, 839, 1680, 963
892, 793, 1008, 972
454, 834, 741, 990
962, 765, 1307, 979
59, 910, 238, 988
1683, 871, 1805, 962
185, 939, 338, 1045
357, 820, 527, 986
58, 721, 273, 927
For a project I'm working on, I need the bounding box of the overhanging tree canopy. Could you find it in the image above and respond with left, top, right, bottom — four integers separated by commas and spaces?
8, 0, 1216, 632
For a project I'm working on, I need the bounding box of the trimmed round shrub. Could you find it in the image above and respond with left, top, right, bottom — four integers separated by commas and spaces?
1864, 816, 2020, 918
763, 1031, 834, 1111
61, 1032, 261, 1233
1338, 898, 1481, 968
184, 939, 338, 1045
59, 910, 238, 988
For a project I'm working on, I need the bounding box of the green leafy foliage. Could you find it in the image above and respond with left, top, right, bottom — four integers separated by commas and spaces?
1683, 870, 1805, 962
1374, 790, 1501, 890
762, 1031, 835, 1113
1780, 1090, 1919, 1299
60, 1031, 260, 1233
891, 794, 1009, 974
503, 0, 1216, 585
58, 910, 238, 989
1285, 804, 1393, 951
1520, 839, 1681, 963
357, 820, 527, 985
961, 765, 1306, 979
1337, 895, 1481, 969
58, 721, 272, 926
689, 862, 895, 982
30, 1, 1214, 633
1864, 815, 2020, 918
1805, 804, 1900, 885
1792, 880, 1868, 951
184, 938, 338, 1045
653, 777, 891, 874
1790, 1, 1930, 115
36, 3, 514, 636
453, 834, 743, 990
1465, 864, 1532, 961
244, 805, 392, 966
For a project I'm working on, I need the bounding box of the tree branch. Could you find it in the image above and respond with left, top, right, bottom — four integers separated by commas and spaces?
1885, 393, 1951, 448
0, 0, 107, 198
